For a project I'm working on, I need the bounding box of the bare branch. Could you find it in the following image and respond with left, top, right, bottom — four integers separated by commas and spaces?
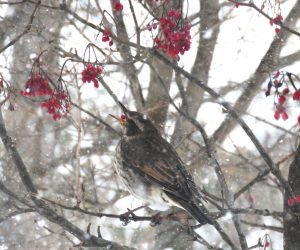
241, 219, 284, 233
0, 0, 41, 54
0, 208, 35, 224
228, 0, 300, 38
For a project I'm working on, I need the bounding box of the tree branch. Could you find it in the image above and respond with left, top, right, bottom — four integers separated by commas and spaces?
228, 0, 300, 38
0, 208, 35, 224
0, 0, 41, 54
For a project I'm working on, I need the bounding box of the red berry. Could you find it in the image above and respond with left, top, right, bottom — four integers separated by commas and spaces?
287, 197, 294, 207
154, 37, 161, 44
274, 111, 280, 120
20, 73, 53, 97
298, 115, 300, 125
282, 111, 288, 121
295, 195, 300, 203
156, 9, 191, 59
282, 88, 289, 95
168, 9, 181, 20
101, 29, 113, 46
265, 241, 270, 247
278, 95, 286, 105
274, 14, 283, 23
274, 71, 280, 78
114, 2, 123, 12
102, 36, 110, 42
82, 64, 102, 88
293, 90, 300, 101
40, 91, 70, 121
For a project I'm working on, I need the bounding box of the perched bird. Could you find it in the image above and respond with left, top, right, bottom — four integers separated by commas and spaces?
113, 102, 213, 225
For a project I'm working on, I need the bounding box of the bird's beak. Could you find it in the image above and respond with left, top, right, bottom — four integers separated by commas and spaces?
118, 101, 129, 115
109, 114, 126, 126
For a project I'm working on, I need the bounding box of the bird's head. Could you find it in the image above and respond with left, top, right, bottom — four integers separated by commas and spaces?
110, 102, 159, 136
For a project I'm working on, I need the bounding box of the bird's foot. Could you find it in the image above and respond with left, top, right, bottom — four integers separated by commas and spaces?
150, 212, 162, 226
120, 206, 146, 226
120, 210, 132, 226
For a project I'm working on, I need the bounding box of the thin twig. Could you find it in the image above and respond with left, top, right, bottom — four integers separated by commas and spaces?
0, 208, 35, 224
128, 0, 141, 58
0, 0, 41, 54
71, 101, 121, 136
0, 180, 33, 207
228, 0, 300, 38
241, 219, 284, 233
214, 208, 283, 219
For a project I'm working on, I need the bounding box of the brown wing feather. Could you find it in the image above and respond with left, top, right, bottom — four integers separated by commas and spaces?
120, 135, 213, 225
120, 135, 196, 202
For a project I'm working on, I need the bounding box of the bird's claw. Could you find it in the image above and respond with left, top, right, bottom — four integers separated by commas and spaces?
120, 211, 131, 226
150, 212, 162, 226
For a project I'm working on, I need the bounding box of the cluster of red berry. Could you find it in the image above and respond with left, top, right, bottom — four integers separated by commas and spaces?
269, 14, 283, 34
154, 9, 191, 59
99, 0, 123, 47
19, 56, 103, 121
112, 0, 123, 12
234, 1, 283, 34
20, 74, 52, 97
20, 73, 71, 120
274, 87, 289, 121
265, 71, 300, 124
101, 29, 114, 47
82, 63, 103, 88
40, 91, 71, 121
287, 195, 300, 207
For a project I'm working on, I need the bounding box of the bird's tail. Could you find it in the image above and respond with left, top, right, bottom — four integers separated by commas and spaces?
165, 191, 213, 225
184, 201, 213, 225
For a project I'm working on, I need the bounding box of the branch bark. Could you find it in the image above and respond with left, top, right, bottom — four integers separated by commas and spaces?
111, 3, 145, 111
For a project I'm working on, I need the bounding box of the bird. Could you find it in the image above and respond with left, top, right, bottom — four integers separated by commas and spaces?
112, 101, 213, 226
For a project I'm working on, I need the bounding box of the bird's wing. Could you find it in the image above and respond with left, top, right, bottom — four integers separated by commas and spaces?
120, 136, 213, 225
120, 136, 200, 203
